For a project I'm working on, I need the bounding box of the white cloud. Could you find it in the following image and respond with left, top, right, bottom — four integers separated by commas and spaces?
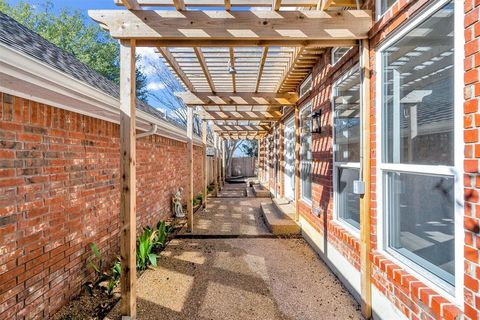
146, 82, 166, 91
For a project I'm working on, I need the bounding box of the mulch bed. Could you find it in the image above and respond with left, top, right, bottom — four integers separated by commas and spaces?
52, 217, 188, 320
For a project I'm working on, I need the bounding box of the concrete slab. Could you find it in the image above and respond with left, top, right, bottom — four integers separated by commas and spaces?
252, 184, 270, 198
260, 202, 300, 235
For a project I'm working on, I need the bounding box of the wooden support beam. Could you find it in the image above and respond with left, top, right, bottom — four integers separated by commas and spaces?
294, 105, 300, 222
173, 0, 185, 10
119, 39, 137, 319
114, 0, 355, 8
157, 47, 195, 91
175, 91, 298, 106
138, 39, 358, 47
229, 48, 236, 92
213, 134, 218, 195
88, 10, 373, 41
255, 47, 269, 93
121, 0, 141, 10
224, 0, 231, 10
204, 115, 281, 121
202, 120, 208, 208
272, 0, 282, 10
194, 47, 216, 93
359, 38, 372, 320
187, 106, 194, 232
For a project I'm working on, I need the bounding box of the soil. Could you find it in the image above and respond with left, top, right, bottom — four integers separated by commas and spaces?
52, 219, 185, 320
52, 288, 120, 320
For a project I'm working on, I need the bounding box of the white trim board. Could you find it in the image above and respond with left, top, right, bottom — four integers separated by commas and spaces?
0, 43, 203, 146
299, 215, 408, 320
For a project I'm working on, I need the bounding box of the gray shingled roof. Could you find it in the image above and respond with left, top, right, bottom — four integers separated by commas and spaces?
0, 11, 167, 122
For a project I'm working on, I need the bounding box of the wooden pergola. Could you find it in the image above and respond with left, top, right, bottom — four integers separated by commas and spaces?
89, 1, 373, 319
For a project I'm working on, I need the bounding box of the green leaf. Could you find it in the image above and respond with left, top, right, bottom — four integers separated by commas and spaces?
148, 253, 158, 267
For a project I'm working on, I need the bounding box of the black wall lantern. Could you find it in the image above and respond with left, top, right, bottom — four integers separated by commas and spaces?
311, 110, 322, 134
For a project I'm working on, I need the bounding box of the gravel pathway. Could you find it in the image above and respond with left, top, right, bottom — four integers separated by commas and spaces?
106, 184, 363, 320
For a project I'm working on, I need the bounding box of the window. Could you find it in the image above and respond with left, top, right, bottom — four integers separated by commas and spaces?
377, 0, 396, 18
378, 1, 457, 291
299, 75, 312, 97
300, 103, 312, 202
331, 47, 351, 65
333, 66, 361, 230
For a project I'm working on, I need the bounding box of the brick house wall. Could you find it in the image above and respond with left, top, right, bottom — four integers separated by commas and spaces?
0, 92, 204, 319
260, 0, 473, 319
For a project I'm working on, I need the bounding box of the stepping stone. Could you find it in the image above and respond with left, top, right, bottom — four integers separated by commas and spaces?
253, 184, 270, 198
260, 201, 300, 235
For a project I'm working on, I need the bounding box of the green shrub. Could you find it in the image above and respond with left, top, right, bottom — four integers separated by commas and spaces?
136, 227, 158, 270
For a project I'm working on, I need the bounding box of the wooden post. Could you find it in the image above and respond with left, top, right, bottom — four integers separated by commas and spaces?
119, 39, 137, 319
213, 134, 218, 195
187, 106, 194, 232
202, 120, 208, 208
221, 138, 226, 186
279, 121, 284, 198
359, 38, 372, 319
294, 105, 301, 222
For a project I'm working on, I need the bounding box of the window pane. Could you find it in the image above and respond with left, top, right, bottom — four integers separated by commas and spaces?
379, 0, 396, 16
300, 106, 312, 201
332, 47, 351, 65
382, 2, 454, 166
337, 167, 360, 229
386, 171, 455, 284
334, 69, 361, 163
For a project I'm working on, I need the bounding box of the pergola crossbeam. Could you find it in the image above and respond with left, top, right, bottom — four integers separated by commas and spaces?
176, 91, 298, 105
114, 0, 360, 9
88, 10, 373, 41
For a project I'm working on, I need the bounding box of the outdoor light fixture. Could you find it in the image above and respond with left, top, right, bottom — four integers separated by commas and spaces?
228, 65, 237, 74
311, 110, 322, 134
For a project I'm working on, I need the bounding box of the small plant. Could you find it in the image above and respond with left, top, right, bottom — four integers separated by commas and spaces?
85, 243, 123, 296
207, 184, 214, 192
105, 259, 121, 296
136, 227, 158, 270
196, 193, 204, 203
85, 243, 109, 295
193, 198, 200, 206
154, 220, 170, 249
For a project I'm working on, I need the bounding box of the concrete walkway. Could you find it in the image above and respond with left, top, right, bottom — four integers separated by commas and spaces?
107, 183, 362, 320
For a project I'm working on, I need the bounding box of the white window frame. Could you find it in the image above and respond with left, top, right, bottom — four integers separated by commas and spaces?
332, 65, 361, 237
299, 74, 312, 98
300, 102, 313, 205
331, 47, 352, 66
375, 0, 464, 304
376, 0, 396, 20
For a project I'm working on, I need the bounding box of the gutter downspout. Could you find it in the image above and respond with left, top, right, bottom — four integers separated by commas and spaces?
136, 123, 158, 139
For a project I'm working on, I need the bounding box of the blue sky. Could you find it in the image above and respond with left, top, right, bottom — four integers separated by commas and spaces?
4, 0, 255, 155
6, 0, 119, 12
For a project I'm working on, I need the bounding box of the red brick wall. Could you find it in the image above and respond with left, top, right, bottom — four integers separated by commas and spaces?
463, 0, 480, 319
0, 92, 204, 319
260, 0, 469, 319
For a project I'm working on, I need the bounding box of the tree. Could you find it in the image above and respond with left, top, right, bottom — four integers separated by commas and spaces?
240, 140, 258, 157
225, 139, 241, 178
0, 0, 149, 102
141, 55, 202, 134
